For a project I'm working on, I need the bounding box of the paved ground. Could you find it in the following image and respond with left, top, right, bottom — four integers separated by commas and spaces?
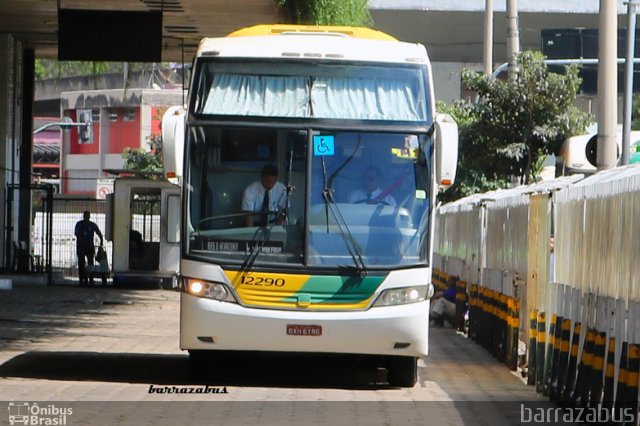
0, 282, 556, 425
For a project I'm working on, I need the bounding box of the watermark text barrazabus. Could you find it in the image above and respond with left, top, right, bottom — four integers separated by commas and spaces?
521, 404, 635, 424
148, 385, 229, 394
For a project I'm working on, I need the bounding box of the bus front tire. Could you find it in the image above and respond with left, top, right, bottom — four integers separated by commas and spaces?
387, 356, 418, 387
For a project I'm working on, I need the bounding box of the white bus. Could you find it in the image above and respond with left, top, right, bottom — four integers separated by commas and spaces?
178, 24, 458, 387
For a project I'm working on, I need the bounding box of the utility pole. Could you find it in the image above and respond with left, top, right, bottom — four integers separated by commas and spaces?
597, 0, 619, 171
622, 2, 639, 166
484, 0, 494, 75
506, 0, 520, 79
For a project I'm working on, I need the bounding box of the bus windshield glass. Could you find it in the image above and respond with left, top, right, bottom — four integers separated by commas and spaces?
185, 127, 433, 270
192, 61, 429, 122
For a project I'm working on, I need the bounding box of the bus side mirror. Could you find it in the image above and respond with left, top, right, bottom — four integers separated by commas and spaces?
434, 113, 458, 191
162, 105, 186, 181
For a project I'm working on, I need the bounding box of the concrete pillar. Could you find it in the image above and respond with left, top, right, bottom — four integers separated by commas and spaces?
506, 0, 520, 79
17, 48, 35, 272
597, 0, 619, 170
0, 35, 18, 270
484, 0, 494, 75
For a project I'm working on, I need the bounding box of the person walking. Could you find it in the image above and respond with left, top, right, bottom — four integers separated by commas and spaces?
74, 210, 104, 286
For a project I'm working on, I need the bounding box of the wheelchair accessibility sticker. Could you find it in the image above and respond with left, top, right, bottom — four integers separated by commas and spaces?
313, 135, 335, 156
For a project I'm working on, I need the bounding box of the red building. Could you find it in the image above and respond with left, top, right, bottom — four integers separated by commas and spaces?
60, 88, 183, 195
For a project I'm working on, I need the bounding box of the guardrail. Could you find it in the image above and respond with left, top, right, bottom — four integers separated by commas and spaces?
434, 164, 640, 412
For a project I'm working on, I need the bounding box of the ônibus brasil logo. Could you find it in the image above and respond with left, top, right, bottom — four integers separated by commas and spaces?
7, 402, 72, 426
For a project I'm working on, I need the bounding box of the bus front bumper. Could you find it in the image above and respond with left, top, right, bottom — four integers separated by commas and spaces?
180, 293, 430, 357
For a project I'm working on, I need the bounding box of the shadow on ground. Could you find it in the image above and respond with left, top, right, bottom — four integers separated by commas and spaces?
0, 350, 393, 390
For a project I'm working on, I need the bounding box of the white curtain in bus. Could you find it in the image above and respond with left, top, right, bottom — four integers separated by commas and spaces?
203, 74, 309, 116
310, 77, 422, 121
202, 74, 423, 121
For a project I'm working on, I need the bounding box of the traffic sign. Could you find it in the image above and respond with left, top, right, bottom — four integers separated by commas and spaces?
96, 178, 114, 199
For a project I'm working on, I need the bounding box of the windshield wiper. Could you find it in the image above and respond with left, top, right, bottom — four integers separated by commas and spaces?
240, 226, 270, 272
320, 155, 367, 276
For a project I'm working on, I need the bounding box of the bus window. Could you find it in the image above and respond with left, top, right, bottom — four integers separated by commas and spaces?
186, 127, 431, 269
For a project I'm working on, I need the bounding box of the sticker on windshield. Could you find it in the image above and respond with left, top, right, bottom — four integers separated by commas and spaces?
415, 189, 427, 200
391, 135, 418, 159
313, 135, 335, 156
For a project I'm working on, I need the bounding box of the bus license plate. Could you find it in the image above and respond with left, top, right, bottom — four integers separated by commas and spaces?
287, 324, 322, 336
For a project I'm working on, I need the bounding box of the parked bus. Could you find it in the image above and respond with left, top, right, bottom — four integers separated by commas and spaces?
176, 24, 458, 386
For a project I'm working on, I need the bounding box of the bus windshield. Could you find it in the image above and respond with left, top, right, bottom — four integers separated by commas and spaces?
185, 126, 433, 270
192, 60, 429, 122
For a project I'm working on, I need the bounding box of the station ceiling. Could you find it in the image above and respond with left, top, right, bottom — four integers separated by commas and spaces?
0, 0, 280, 62
0, 1, 627, 64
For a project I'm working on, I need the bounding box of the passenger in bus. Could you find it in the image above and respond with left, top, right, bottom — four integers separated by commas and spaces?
348, 166, 396, 206
242, 165, 288, 227
74, 210, 104, 286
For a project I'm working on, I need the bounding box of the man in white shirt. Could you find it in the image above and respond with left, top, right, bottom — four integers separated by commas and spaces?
242, 165, 288, 227
348, 166, 396, 206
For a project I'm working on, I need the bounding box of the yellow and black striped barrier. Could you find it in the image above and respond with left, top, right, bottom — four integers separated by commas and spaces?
588, 332, 606, 408
575, 329, 596, 408
554, 318, 572, 402
625, 344, 640, 425
615, 342, 628, 416
562, 321, 581, 403
602, 335, 616, 411
477, 287, 487, 347
542, 314, 556, 396
478, 287, 493, 350
481, 288, 494, 352
507, 298, 519, 371
431, 269, 446, 292
549, 315, 563, 400
469, 284, 479, 340
536, 312, 546, 394
528, 310, 538, 386
497, 292, 508, 362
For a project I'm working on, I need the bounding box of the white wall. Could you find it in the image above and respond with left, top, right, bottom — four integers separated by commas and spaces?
432, 62, 481, 103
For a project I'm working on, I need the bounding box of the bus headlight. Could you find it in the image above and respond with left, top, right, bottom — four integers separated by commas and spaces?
183, 278, 237, 303
373, 286, 430, 307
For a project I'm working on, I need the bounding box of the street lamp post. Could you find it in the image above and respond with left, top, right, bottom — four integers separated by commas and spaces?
33, 117, 88, 134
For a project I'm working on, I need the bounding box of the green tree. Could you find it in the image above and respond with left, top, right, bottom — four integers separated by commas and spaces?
34, 60, 151, 80
632, 94, 640, 130
437, 100, 511, 202
122, 107, 167, 175
276, 0, 372, 26
122, 133, 163, 175
440, 51, 591, 201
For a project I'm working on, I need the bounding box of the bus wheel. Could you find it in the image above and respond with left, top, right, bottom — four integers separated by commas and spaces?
387, 356, 418, 387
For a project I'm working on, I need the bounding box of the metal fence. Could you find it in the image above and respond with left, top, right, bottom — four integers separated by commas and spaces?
33, 196, 111, 285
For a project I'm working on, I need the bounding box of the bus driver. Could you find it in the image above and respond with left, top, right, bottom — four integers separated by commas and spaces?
242, 165, 287, 227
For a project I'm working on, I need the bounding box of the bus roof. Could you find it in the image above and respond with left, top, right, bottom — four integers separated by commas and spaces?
197, 26, 428, 65
227, 24, 398, 41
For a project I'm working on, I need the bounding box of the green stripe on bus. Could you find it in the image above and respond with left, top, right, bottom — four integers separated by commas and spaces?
280, 275, 386, 304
